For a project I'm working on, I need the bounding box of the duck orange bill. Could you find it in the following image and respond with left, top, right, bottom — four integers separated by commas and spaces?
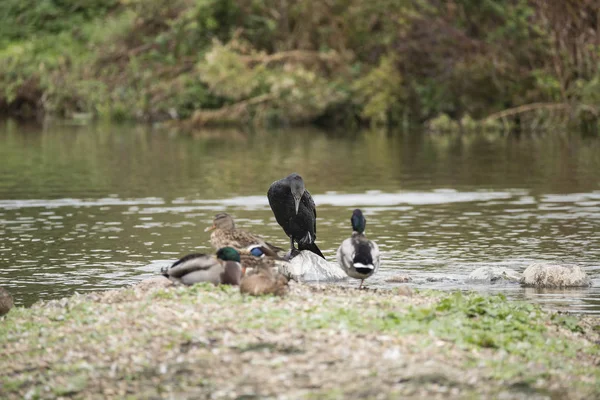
241, 266, 247, 277
204, 224, 216, 232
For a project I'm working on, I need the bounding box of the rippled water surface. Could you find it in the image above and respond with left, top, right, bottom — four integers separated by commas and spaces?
1, 121, 599, 312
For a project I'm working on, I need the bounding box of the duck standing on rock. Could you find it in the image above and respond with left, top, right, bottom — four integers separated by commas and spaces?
161, 247, 243, 286
337, 209, 380, 289
267, 173, 325, 259
205, 213, 284, 256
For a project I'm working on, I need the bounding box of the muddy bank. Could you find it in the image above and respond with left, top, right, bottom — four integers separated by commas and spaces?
1, 282, 599, 399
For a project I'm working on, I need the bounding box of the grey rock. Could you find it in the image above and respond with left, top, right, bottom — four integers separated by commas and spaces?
386, 274, 413, 283
467, 267, 522, 283
521, 264, 591, 288
286, 251, 347, 282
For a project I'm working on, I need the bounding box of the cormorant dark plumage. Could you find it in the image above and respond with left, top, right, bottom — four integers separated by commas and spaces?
267, 173, 325, 259
337, 209, 380, 288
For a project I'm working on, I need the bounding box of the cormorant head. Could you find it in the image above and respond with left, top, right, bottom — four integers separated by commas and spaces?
216, 247, 241, 263
288, 173, 305, 215
204, 213, 235, 232
351, 209, 366, 234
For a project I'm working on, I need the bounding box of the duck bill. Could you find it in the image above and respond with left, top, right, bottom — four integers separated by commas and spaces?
204, 224, 216, 232
241, 266, 247, 277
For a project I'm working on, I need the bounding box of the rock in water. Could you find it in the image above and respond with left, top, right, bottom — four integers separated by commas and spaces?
467, 267, 522, 283
521, 264, 591, 288
286, 251, 347, 282
385, 274, 412, 283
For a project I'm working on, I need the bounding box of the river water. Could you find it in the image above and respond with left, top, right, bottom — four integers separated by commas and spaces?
0, 120, 599, 312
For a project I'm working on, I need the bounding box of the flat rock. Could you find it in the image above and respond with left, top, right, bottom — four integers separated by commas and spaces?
521, 264, 591, 288
386, 274, 413, 283
467, 267, 522, 283
286, 251, 347, 282
134, 276, 174, 290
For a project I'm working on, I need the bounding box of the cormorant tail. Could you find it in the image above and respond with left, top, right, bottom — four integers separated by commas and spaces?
298, 242, 325, 259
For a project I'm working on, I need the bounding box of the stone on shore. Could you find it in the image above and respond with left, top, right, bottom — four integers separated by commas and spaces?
386, 274, 413, 283
134, 276, 174, 290
467, 267, 522, 283
285, 251, 347, 282
521, 264, 591, 288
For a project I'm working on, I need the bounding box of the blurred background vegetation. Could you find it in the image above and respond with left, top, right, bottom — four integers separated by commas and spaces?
0, 0, 598, 132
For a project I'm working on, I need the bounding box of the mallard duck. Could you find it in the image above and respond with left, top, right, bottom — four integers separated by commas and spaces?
336, 209, 380, 289
161, 247, 242, 286
240, 261, 289, 297
205, 213, 284, 256
0, 287, 13, 316
239, 245, 281, 270
267, 173, 324, 259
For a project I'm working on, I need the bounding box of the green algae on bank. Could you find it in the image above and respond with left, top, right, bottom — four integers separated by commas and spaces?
1, 283, 599, 399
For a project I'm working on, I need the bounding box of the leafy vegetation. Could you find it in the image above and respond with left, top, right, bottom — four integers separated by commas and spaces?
0, 0, 598, 131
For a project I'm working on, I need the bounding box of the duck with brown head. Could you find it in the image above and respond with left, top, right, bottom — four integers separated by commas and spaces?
205, 213, 284, 256
240, 260, 289, 297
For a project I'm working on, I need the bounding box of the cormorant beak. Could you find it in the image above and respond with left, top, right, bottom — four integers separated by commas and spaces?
204, 224, 216, 232
294, 196, 300, 215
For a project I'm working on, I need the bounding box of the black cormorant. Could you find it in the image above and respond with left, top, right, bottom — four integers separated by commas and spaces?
267, 173, 325, 259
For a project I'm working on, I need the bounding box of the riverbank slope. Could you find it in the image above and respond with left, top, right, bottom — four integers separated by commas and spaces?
2, 282, 599, 399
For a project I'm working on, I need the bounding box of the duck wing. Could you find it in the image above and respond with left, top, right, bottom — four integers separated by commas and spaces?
213, 228, 284, 255
336, 238, 355, 273
163, 253, 218, 278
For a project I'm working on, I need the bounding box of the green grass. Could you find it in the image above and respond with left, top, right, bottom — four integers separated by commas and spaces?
0, 286, 598, 398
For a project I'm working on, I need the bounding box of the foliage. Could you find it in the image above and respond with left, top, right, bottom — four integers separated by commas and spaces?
0, 0, 598, 129
0, 0, 119, 45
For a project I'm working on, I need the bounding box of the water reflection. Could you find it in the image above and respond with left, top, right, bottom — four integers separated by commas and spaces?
0, 120, 599, 312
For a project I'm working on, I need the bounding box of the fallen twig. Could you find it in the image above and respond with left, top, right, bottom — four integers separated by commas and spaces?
483, 102, 572, 122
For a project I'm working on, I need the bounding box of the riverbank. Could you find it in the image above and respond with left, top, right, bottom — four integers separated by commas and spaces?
1, 282, 599, 399
1, 1, 598, 131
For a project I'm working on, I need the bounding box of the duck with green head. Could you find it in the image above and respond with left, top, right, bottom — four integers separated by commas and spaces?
161, 247, 243, 286
205, 213, 284, 256
336, 209, 380, 289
